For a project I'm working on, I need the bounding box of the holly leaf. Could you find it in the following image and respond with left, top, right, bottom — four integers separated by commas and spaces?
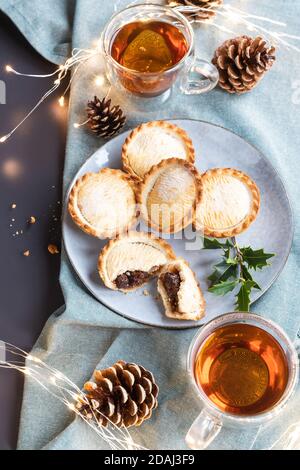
241, 265, 261, 290
226, 257, 238, 265
208, 279, 238, 296
203, 238, 233, 250
240, 247, 275, 270
208, 260, 238, 285
235, 280, 257, 312
223, 247, 231, 259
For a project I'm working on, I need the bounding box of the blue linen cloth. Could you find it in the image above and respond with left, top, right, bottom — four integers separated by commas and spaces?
0, 0, 299, 450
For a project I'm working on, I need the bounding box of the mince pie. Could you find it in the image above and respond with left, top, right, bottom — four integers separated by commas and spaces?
194, 168, 260, 238
98, 231, 176, 292
122, 121, 195, 181
68, 168, 138, 239
157, 258, 205, 321
137, 158, 202, 234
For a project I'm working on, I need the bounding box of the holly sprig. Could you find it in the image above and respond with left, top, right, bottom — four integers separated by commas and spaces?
204, 237, 275, 311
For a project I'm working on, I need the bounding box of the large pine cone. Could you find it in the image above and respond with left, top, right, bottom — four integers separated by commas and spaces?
87, 96, 126, 139
167, 0, 223, 21
212, 36, 276, 94
76, 361, 159, 428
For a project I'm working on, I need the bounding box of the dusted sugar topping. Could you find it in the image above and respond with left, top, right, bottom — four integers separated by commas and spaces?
98, 232, 176, 292
198, 173, 252, 230
126, 127, 189, 179
77, 171, 136, 235
146, 164, 197, 232
106, 242, 167, 282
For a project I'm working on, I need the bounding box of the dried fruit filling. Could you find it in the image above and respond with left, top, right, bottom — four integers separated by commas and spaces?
161, 271, 181, 310
115, 271, 150, 289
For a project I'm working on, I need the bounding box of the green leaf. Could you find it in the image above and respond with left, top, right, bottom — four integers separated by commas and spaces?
226, 258, 238, 265
241, 265, 261, 290
235, 284, 251, 312
208, 279, 238, 296
240, 247, 275, 270
208, 261, 238, 285
235, 280, 257, 312
203, 238, 233, 250
223, 247, 231, 259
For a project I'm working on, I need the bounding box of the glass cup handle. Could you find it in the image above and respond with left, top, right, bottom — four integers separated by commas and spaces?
180, 58, 219, 95
185, 409, 222, 450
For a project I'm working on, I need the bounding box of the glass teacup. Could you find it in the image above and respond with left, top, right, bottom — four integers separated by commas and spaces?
186, 312, 299, 450
100, 3, 219, 104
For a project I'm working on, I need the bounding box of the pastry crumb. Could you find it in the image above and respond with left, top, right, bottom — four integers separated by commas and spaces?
48, 244, 59, 255
29, 216, 36, 224
143, 289, 150, 297
23, 250, 30, 257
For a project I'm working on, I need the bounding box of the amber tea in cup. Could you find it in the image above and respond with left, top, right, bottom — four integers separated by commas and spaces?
101, 4, 219, 103
110, 20, 189, 96
195, 323, 289, 415
111, 21, 188, 72
186, 313, 299, 449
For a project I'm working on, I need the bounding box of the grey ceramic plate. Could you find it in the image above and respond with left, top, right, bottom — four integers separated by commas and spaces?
63, 119, 293, 329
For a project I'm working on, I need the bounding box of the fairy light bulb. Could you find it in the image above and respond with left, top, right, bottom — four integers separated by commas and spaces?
74, 118, 90, 129
95, 75, 105, 87
67, 403, 76, 412
0, 135, 8, 143
58, 96, 65, 107
5, 65, 13, 73
50, 376, 57, 385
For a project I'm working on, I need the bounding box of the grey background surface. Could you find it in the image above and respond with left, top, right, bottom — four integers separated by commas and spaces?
0, 13, 65, 449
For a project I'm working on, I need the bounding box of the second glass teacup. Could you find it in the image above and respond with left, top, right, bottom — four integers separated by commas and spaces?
100, 3, 219, 103
186, 312, 299, 450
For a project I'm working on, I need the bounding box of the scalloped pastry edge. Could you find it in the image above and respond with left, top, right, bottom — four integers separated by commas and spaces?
68, 168, 138, 239
194, 167, 260, 238
122, 121, 195, 182
137, 158, 203, 234
98, 231, 176, 292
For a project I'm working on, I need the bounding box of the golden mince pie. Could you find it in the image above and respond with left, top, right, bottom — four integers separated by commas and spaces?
157, 258, 205, 321
68, 168, 138, 239
137, 158, 202, 234
122, 121, 195, 181
98, 231, 176, 292
194, 168, 260, 238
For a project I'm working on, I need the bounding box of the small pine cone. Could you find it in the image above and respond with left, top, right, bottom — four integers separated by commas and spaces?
87, 96, 126, 139
212, 36, 276, 94
76, 361, 159, 428
167, 0, 223, 22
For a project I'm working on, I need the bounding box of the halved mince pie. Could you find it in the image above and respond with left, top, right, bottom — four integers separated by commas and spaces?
137, 158, 203, 234
194, 168, 260, 238
157, 258, 205, 321
122, 121, 195, 181
98, 231, 176, 292
68, 168, 138, 239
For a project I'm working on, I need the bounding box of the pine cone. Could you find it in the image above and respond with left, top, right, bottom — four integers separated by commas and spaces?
76, 361, 159, 428
167, 0, 223, 21
87, 96, 126, 139
212, 36, 276, 94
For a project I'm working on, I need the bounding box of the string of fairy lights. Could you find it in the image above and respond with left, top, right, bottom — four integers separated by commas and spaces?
0, 3, 300, 144
0, 341, 146, 450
